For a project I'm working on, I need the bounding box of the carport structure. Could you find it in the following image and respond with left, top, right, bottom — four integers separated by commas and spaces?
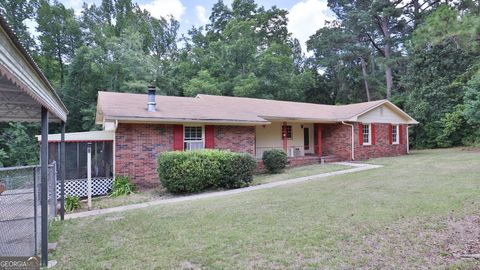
0, 15, 68, 266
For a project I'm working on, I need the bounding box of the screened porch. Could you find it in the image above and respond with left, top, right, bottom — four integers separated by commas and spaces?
38, 131, 114, 198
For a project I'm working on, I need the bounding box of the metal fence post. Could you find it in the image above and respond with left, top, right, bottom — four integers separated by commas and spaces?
40, 107, 49, 267
87, 143, 92, 210
60, 122, 65, 220
33, 167, 37, 255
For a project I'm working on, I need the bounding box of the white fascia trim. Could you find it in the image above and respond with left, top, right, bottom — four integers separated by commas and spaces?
347, 100, 419, 124
104, 116, 270, 126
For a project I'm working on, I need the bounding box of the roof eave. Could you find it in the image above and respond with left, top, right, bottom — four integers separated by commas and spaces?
0, 15, 68, 120
259, 116, 339, 123
103, 116, 270, 125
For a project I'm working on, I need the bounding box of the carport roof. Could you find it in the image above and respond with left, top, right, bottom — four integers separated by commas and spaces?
0, 15, 67, 122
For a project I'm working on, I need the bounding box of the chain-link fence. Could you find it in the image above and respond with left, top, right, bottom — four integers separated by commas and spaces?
0, 162, 57, 257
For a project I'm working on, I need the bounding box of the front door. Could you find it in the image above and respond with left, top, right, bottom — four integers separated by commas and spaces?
304, 128, 310, 150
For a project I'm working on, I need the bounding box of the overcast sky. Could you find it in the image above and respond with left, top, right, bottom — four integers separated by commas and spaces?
55, 0, 335, 52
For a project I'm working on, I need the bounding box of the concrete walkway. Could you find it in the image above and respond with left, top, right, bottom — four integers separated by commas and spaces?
65, 162, 382, 220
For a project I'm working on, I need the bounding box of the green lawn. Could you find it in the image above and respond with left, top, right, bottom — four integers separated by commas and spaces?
50, 148, 480, 269
252, 163, 349, 185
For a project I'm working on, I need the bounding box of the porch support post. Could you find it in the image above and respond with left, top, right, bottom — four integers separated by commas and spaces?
60, 121, 65, 220
316, 124, 322, 156
282, 122, 288, 153
40, 107, 49, 267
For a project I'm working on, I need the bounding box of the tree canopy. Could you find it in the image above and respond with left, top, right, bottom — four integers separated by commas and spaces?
0, 0, 479, 166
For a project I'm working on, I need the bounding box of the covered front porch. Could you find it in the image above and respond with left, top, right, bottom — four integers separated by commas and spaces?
255, 121, 341, 161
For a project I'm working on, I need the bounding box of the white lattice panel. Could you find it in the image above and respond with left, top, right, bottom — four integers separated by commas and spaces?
56, 178, 113, 199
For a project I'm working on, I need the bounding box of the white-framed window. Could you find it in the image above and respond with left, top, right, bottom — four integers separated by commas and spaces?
363, 124, 371, 145
184, 126, 204, 151
392, 124, 399, 144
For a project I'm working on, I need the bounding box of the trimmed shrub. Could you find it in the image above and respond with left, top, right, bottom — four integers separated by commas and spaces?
157, 150, 256, 193
218, 153, 257, 189
262, 149, 288, 173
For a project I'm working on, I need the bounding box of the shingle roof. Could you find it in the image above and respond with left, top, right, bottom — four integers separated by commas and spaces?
96, 91, 417, 124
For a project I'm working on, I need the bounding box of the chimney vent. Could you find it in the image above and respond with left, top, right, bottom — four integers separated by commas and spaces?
147, 85, 156, 112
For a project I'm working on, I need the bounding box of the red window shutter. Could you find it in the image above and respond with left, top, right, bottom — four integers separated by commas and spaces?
173, 125, 184, 151
371, 124, 376, 145
400, 124, 405, 144
205, 125, 215, 149
358, 124, 363, 145
388, 124, 393, 144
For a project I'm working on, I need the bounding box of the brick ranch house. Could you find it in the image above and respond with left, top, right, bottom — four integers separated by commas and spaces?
90, 87, 418, 188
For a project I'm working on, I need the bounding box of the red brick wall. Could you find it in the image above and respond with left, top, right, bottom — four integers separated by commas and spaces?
354, 123, 407, 160
115, 124, 173, 188
114, 122, 407, 188
319, 122, 407, 161
115, 124, 256, 188
321, 123, 352, 161
214, 126, 255, 156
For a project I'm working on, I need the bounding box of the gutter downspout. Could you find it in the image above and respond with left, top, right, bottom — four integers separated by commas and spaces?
342, 121, 355, 160
113, 120, 118, 181
406, 125, 410, 154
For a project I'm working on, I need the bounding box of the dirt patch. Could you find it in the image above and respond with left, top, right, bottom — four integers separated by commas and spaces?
335, 213, 480, 269
461, 147, 480, 153
441, 215, 480, 263
179, 261, 202, 270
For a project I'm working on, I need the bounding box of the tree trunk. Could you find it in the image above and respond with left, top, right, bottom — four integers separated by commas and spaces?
384, 52, 393, 99
360, 56, 371, 101
380, 16, 393, 99
412, 0, 420, 28
58, 51, 64, 87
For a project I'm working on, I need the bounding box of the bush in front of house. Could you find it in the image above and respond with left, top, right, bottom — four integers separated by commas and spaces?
65, 195, 80, 212
157, 150, 256, 193
262, 149, 288, 173
218, 153, 257, 189
110, 175, 135, 197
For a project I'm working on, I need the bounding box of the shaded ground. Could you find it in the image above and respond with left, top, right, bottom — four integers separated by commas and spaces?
50, 148, 480, 269
441, 214, 480, 263
339, 212, 480, 270
0, 189, 38, 256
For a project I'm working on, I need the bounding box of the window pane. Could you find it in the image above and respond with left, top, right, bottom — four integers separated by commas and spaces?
363, 124, 370, 144
392, 125, 398, 143
185, 126, 203, 141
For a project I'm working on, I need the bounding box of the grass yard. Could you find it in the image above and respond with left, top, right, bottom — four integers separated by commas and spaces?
252, 163, 349, 185
50, 148, 480, 269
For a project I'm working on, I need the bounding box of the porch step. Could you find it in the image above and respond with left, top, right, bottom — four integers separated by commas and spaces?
321, 155, 342, 163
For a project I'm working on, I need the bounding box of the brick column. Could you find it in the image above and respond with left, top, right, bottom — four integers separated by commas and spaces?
316, 124, 322, 156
